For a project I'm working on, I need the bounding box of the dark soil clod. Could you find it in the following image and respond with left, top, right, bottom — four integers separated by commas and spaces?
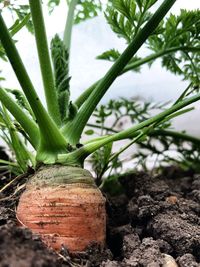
0, 166, 200, 266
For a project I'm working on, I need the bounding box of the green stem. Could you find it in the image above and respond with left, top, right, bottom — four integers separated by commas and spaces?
108, 127, 150, 164
58, 91, 200, 165
63, 0, 78, 52
0, 14, 67, 158
74, 46, 199, 109
122, 47, 200, 74
75, 80, 99, 109
98, 128, 149, 182
183, 51, 200, 84
85, 124, 200, 146
62, 0, 176, 144
173, 83, 192, 105
29, 0, 61, 125
86, 123, 118, 133
10, 13, 31, 36
0, 159, 18, 167
2, 106, 34, 171
150, 129, 200, 145
134, 1, 149, 36
0, 87, 39, 148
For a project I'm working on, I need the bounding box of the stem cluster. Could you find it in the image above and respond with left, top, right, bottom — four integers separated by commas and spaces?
0, 0, 199, 169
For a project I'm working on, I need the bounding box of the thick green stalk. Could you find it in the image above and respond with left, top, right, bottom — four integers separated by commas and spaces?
74, 46, 199, 109
108, 127, 151, 164
61, 0, 176, 144
0, 14, 67, 158
109, 128, 200, 162
74, 80, 99, 109
0, 87, 39, 148
2, 106, 34, 171
122, 46, 200, 74
58, 92, 200, 165
29, 0, 61, 125
63, 0, 78, 51
85, 123, 200, 146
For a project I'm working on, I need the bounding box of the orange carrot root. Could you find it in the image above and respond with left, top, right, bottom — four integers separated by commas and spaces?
17, 165, 106, 252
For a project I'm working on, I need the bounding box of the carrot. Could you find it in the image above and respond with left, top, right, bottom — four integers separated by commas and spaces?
17, 165, 106, 252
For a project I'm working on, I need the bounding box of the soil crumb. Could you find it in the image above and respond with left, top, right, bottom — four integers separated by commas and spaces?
0, 166, 200, 266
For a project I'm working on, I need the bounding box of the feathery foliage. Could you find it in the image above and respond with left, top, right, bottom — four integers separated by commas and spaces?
148, 9, 200, 83
48, 0, 103, 23
74, 0, 102, 24
101, 3, 200, 84
48, 0, 61, 13
105, 0, 161, 42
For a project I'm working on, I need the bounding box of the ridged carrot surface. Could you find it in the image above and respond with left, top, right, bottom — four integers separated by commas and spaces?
17, 165, 106, 252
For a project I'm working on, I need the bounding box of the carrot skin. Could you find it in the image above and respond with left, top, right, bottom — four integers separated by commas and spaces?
17, 166, 106, 252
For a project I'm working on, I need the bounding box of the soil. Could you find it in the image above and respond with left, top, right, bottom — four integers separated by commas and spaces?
0, 165, 200, 267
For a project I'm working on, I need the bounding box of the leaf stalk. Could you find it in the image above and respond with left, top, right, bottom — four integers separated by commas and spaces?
0, 14, 68, 158
58, 91, 200, 165
29, 0, 61, 125
74, 46, 199, 109
63, 0, 78, 52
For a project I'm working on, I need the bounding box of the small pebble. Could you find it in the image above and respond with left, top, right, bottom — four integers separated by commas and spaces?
165, 196, 178, 205
163, 254, 178, 267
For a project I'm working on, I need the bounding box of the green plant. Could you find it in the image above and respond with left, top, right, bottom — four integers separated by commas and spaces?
86, 93, 200, 182
0, 0, 200, 252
